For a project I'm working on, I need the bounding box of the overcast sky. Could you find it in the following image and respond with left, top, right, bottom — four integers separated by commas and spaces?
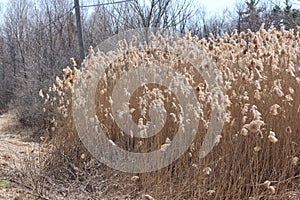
0, 0, 238, 14
0, 0, 299, 18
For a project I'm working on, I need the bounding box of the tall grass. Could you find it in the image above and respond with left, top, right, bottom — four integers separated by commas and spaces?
40, 25, 299, 199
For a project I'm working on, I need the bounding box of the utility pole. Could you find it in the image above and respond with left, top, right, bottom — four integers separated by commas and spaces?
74, 0, 85, 66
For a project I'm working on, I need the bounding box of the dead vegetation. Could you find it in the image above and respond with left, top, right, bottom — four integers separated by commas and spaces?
29, 25, 300, 199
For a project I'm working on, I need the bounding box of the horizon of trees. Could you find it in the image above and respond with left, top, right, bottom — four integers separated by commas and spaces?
0, 0, 300, 126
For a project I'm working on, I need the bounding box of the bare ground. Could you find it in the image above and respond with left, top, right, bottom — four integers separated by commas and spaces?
0, 111, 39, 199
0, 112, 140, 200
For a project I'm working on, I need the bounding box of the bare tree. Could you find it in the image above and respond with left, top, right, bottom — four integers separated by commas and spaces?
0, 0, 78, 125
107, 0, 197, 32
1, 0, 300, 126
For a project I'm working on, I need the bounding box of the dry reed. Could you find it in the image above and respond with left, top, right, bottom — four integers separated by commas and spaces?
40, 24, 300, 199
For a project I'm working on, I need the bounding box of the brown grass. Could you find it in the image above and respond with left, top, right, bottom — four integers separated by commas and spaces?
39, 25, 300, 199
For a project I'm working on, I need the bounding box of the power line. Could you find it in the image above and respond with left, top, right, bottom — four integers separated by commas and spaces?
37, 0, 134, 33
79, 0, 134, 8
33, 7, 74, 34
74, 0, 85, 63
73, 0, 134, 64
1, 0, 134, 64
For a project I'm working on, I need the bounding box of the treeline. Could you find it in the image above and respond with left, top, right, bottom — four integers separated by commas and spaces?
0, 0, 299, 126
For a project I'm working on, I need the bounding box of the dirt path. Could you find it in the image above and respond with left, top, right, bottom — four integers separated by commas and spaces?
0, 111, 38, 199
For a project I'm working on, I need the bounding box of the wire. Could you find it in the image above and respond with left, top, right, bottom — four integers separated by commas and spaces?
32, 6, 75, 33
79, 0, 134, 8
43, 0, 134, 29
57, 7, 75, 20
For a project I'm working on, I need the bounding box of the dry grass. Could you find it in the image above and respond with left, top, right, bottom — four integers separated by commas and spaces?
37, 25, 300, 199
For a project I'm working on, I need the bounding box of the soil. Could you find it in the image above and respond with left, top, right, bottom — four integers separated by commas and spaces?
0, 111, 38, 199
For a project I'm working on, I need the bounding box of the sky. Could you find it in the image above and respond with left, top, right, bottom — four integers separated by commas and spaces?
0, 0, 238, 22
0, 0, 299, 17
199, 0, 237, 14
0, 0, 238, 14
